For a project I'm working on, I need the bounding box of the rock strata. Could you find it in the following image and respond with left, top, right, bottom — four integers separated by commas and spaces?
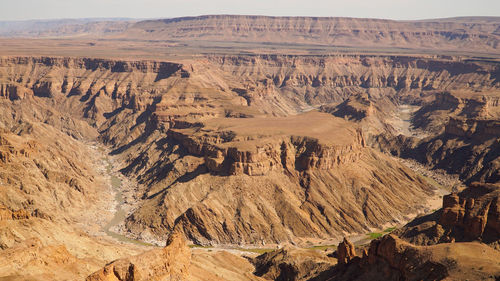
329, 234, 500, 281
1, 54, 497, 245
398, 182, 500, 248
126, 15, 500, 53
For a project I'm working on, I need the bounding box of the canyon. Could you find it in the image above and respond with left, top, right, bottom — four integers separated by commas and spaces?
0, 15, 499, 280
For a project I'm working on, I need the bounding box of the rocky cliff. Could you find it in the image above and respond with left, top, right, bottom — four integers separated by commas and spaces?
397, 182, 500, 249
167, 112, 365, 176
2, 55, 498, 119
124, 15, 500, 53
200, 55, 500, 123
375, 90, 500, 183
323, 183, 500, 280
336, 238, 356, 265
328, 234, 500, 281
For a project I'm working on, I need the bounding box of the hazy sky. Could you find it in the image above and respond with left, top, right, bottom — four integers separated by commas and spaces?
1, 0, 499, 21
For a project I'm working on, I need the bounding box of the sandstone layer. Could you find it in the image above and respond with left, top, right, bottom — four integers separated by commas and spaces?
124, 16, 500, 54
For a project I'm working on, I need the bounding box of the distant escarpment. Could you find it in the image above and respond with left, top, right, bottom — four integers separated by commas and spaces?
124, 15, 500, 53
2, 16, 500, 55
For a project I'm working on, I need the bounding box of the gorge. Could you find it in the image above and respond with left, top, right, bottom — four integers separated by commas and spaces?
0, 15, 499, 281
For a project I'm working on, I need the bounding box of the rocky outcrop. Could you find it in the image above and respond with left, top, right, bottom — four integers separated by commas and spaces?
0, 205, 30, 220
328, 234, 500, 281
336, 238, 356, 265
445, 118, 500, 138
0, 83, 32, 100
168, 114, 365, 176
86, 232, 191, 281
123, 111, 436, 245
321, 93, 374, 121
253, 245, 335, 281
398, 182, 500, 248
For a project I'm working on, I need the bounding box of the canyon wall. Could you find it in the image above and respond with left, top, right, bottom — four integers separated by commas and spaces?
398, 182, 500, 248
125, 15, 500, 53
375, 89, 500, 183
329, 234, 500, 281
1, 55, 499, 245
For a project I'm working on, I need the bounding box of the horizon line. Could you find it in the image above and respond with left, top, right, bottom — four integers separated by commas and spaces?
1, 14, 499, 23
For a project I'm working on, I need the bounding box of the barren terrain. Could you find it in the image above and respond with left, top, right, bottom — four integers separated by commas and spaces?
0, 15, 499, 280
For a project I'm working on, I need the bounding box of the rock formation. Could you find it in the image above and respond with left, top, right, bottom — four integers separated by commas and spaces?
374, 90, 500, 183
398, 182, 500, 249
124, 111, 436, 244
124, 16, 500, 53
253, 245, 335, 281
86, 232, 191, 281
0, 15, 499, 280
0, 205, 30, 221
328, 234, 500, 281
2, 54, 499, 245
336, 238, 356, 265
